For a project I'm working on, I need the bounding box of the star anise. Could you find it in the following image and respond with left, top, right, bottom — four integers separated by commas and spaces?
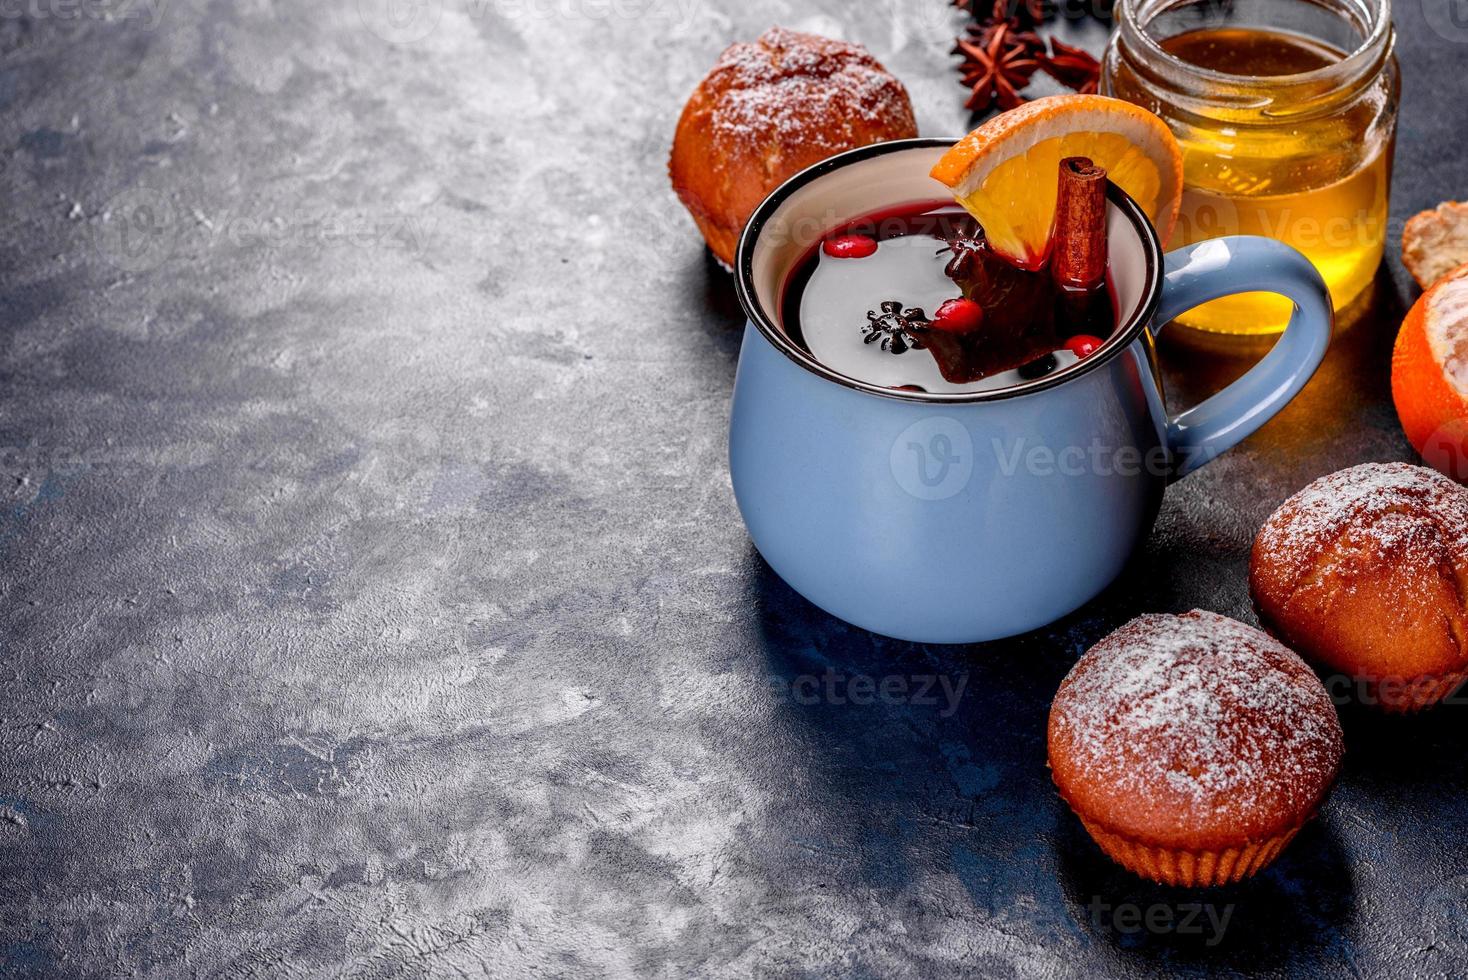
863, 301, 930, 354
955, 22, 1042, 114
940, 232, 986, 281
968, 17, 1044, 56
1040, 37, 1101, 94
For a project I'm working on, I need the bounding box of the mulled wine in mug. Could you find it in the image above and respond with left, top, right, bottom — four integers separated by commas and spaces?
729, 138, 1332, 644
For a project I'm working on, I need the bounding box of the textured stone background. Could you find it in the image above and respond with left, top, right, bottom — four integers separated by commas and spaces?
2, 0, 1466, 977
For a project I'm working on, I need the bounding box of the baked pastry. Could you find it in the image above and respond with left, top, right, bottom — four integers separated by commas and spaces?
669, 27, 918, 269
1403, 201, 1468, 290
1048, 610, 1343, 887
1250, 462, 1468, 711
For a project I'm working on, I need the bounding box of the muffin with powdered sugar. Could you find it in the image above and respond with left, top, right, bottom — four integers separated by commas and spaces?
1048, 609, 1343, 887
669, 28, 918, 269
1250, 462, 1468, 712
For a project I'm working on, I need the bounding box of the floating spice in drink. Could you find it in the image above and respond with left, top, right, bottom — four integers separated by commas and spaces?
1103, 0, 1399, 334
781, 159, 1117, 393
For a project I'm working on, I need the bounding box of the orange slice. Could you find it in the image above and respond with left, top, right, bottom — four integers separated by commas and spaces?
1392, 262, 1468, 481
931, 95, 1184, 268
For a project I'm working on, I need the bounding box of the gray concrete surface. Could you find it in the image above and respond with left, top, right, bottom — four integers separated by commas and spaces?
2, 1, 1466, 977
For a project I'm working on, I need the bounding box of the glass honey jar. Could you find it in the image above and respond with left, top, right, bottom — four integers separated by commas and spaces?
1103, 0, 1399, 334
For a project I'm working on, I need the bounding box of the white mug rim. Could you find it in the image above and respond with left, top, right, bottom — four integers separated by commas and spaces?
733, 137, 1165, 404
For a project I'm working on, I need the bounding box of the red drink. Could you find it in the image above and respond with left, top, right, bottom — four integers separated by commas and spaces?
780, 200, 1117, 393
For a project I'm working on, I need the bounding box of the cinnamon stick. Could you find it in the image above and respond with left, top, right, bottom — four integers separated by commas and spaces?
1051, 156, 1108, 292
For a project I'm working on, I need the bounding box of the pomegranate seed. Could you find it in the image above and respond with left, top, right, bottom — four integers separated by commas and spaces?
822, 234, 878, 259
929, 298, 984, 334
1064, 335, 1105, 358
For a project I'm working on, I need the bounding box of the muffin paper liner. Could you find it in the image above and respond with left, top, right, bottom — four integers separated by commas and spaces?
1078, 819, 1301, 887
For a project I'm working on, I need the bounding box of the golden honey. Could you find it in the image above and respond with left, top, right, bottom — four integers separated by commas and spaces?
1103, 1, 1400, 335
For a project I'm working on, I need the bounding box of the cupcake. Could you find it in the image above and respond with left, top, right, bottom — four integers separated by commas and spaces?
1048, 610, 1343, 887
1250, 462, 1468, 711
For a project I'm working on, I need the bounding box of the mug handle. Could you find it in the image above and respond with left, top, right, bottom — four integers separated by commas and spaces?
1153, 236, 1333, 479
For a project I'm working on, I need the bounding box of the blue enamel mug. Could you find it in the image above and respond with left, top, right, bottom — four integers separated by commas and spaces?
729, 138, 1332, 644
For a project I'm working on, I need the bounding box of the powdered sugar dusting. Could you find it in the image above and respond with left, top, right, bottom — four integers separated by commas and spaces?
703, 28, 916, 156
1255, 462, 1468, 594
1052, 610, 1342, 827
